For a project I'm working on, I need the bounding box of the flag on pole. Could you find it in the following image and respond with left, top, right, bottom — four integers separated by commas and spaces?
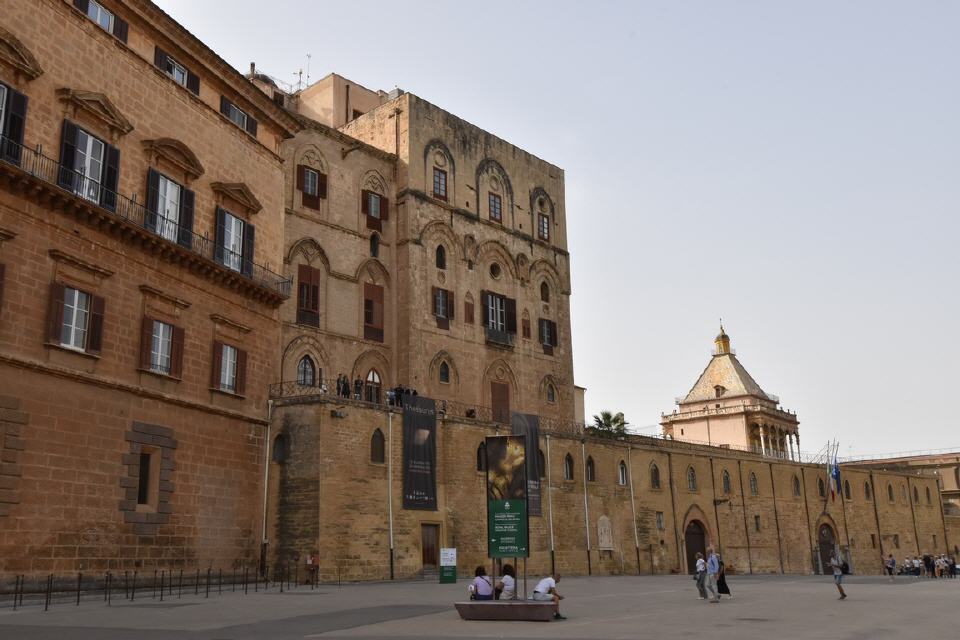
830, 451, 841, 502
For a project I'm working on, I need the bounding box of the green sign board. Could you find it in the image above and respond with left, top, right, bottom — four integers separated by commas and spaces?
488, 498, 529, 558
439, 565, 457, 584
439, 548, 457, 583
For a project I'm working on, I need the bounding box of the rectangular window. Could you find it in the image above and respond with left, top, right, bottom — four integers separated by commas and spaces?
363, 282, 384, 342
488, 192, 502, 222
137, 451, 151, 505
368, 192, 382, 219
220, 343, 238, 392
487, 294, 506, 332
433, 168, 447, 200
656, 511, 665, 531
226, 103, 247, 130
87, 0, 114, 32
150, 320, 173, 374
754, 515, 761, 532
74, 127, 105, 202
157, 175, 181, 242
60, 286, 90, 350
540, 319, 553, 346
222, 210, 244, 272
538, 213, 550, 241
434, 289, 448, 319
303, 168, 319, 196
164, 56, 188, 87
297, 264, 320, 327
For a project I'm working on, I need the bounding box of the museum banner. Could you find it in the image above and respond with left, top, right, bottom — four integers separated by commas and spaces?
402, 395, 437, 510
485, 435, 529, 558
511, 412, 542, 516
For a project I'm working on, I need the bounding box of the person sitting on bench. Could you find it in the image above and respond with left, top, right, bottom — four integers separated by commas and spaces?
471, 566, 494, 600
532, 573, 566, 619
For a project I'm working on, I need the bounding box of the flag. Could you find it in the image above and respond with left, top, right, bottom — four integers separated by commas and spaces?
830, 454, 841, 502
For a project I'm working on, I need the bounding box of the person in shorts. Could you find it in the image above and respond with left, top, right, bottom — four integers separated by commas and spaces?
532, 573, 566, 619
830, 554, 847, 600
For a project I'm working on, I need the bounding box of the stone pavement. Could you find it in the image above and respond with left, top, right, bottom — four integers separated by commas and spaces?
0, 574, 956, 639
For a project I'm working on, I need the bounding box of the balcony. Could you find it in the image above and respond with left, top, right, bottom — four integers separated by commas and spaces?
0, 135, 291, 303
484, 326, 515, 348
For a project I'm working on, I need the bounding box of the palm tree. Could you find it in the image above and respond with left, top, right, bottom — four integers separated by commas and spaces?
589, 411, 628, 438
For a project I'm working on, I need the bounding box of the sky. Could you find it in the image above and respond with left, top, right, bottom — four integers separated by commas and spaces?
156, 1, 960, 458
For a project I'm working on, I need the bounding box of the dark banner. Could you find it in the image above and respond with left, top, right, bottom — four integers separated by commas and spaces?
402, 395, 437, 510
486, 435, 529, 558
511, 413, 542, 516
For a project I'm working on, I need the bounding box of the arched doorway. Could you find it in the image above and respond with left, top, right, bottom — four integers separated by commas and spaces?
817, 523, 837, 575
685, 520, 707, 574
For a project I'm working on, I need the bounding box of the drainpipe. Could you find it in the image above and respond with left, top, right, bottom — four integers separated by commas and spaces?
767, 462, 785, 573
261, 400, 273, 568
546, 435, 556, 575
581, 439, 591, 575
627, 446, 641, 574
388, 411, 395, 579
736, 460, 754, 574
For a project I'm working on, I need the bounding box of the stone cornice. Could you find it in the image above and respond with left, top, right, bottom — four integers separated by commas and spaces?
56, 88, 134, 136
0, 25, 44, 81
139, 285, 191, 310
210, 314, 251, 334
211, 182, 262, 215
49, 249, 115, 279
142, 138, 205, 180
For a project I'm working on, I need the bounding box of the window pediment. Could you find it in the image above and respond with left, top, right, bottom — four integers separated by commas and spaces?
0, 26, 43, 81
142, 138, 205, 181
56, 88, 133, 136
210, 182, 262, 215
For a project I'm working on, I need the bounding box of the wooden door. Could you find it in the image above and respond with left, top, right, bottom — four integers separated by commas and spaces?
818, 524, 836, 574
421, 524, 439, 570
684, 521, 706, 574
491, 382, 510, 424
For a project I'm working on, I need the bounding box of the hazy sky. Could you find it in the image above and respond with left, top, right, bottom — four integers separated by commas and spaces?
157, 1, 959, 457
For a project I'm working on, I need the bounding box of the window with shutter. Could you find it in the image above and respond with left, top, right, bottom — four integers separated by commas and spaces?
0, 83, 28, 166
297, 264, 320, 327
297, 165, 322, 209
220, 96, 257, 136
464, 299, 474, 324
363, 282, 384, 342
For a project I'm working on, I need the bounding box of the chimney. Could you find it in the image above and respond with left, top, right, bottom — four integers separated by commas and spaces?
249, 62, 256, 76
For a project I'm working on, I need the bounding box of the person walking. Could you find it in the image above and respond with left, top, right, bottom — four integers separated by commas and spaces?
705, 546, 720, 604
830, 553, 847, 600
885, 554, 896, 581
716, 553, 732, 599
694, 552, 707, 600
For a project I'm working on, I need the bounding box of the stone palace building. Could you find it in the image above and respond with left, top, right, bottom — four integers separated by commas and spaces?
0, 0, 955, 581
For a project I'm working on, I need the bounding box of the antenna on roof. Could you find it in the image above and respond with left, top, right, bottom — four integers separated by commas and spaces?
306, 53, 311, 86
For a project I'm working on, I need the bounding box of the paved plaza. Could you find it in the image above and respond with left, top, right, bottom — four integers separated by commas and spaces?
0, 573, 956, 639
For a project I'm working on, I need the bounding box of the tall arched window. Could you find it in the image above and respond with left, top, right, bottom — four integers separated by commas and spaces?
722, 470, 731, 494
925, 486, 932, 505
540, 282, 550, 302
538, 450, 546, 479
618, 461, 627, 486
369, 233, 380, 258
793, 475, 802, 497
586, 456, 596, 482
435, 245, 446, 269
749, 472, 759, 496
844, 480, 851, 500
370, 429, 385, 463
818, 478, 826, 498
687, 467, 697, 492
439, 361, 450, 384
297, 356, 316, 386
864, 481, 872, 500
364, 369, 381, 403
650, 463, 661, 490
546, 383, 556, 403
887, 483, 895, 502
564, 453, 574, 480
476, 443, 486, 471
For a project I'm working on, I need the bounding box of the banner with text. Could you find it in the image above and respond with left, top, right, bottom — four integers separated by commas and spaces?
402, 395, 437, 510
510, 412, 542, 516
485, 435, 529, 558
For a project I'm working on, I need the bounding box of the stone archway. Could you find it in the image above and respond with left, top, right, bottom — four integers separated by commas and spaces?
684, 520, 707, 575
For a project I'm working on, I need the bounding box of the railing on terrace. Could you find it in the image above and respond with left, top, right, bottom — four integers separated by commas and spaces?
0, 135, 291, 298
484, 326, 515, 348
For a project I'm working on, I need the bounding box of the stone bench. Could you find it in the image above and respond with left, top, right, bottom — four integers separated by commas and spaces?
454, 600, 556, 621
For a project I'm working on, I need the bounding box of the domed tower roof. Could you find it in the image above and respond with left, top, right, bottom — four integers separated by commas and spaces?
714, 322, 731, 355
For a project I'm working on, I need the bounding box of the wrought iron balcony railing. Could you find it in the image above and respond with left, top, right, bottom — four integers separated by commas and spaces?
484, 326, 515, 348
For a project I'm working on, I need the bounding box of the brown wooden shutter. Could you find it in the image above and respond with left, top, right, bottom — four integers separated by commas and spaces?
0, 264, 5, 312
551, 320, 559, 347
373, 284, 384, 329
361, 190, 370, 215
465, 299, 474, 324
154, 46, 168, 71
430, 286, 438, 316
296, 164, 305, 191
220, 96, 231, 117
245, 116, 258, 137
235, 349, 247, 395
318, 173, 328, 199
447, 290, 455, 321
505, 297, 517, 334
186, 71, 200, 96
170, 326, 185, 378
380, 197, 389, 221
538, 318, 544, 344
87, 295, 106, 355
46, 282, 66, 343
112, 17, 128, 43
297, 264, 311, 310
210, 341, 223, 389
139, 316, 153, 369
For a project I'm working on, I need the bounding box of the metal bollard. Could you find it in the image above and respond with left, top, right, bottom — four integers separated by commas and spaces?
12, 575, 20, 611
218, 569, 222, 594
194, 569, 199, 596
44, 574, 52, 611
244, 566, 248, 594
131, 571, 137, 601
205, 568, 210, 598
76, 572, 82, 606
159, 571, 164, 602
178, 569, 183, 599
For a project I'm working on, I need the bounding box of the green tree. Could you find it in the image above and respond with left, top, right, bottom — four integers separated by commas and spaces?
589, 411, 628, 439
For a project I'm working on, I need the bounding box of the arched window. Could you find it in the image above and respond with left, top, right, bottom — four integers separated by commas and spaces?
687, 467, 697, 492
538, 450, 546, 479
435, 245, 446, 269
369, 233, 380, 258
887, 483, 895, 502
864, 481, 872, 500
370, 429, 385, 463
546, 384, 556, 403
818, 478, 826, 498
586, 456, 596, 482
540, 282, 550, 302
792, 475, 801, 497
722, 470, 731, 494
844, 480, 851, 501
476, 443, 486, 471
364, 370, 381, 403
297, 356, 316, 386
650, 463, 661, 490
913, 486, 919, 503
925, 486, 932, 504
749, 472, 759, 496
563, 453, 574, 481
439, 361, 450, 384
618, 461, 628, 486
272, 433, 288, 464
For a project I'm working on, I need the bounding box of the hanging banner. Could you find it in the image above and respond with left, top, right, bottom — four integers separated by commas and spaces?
511, 412, 542, 516
485, 435, 529, 558
402, 395, 437, 510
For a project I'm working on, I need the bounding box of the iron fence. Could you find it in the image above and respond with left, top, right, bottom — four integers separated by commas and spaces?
0, 135, 291, 298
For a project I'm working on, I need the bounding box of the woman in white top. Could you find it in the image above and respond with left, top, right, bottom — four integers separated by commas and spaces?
496, 563, 516, 600
470, 566, 494, 600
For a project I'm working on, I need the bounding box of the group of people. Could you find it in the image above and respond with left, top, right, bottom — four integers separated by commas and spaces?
330, 374, 420, 405
892, 553, 957, 578
469, 567, 566, 620
693, 547, 731, 603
